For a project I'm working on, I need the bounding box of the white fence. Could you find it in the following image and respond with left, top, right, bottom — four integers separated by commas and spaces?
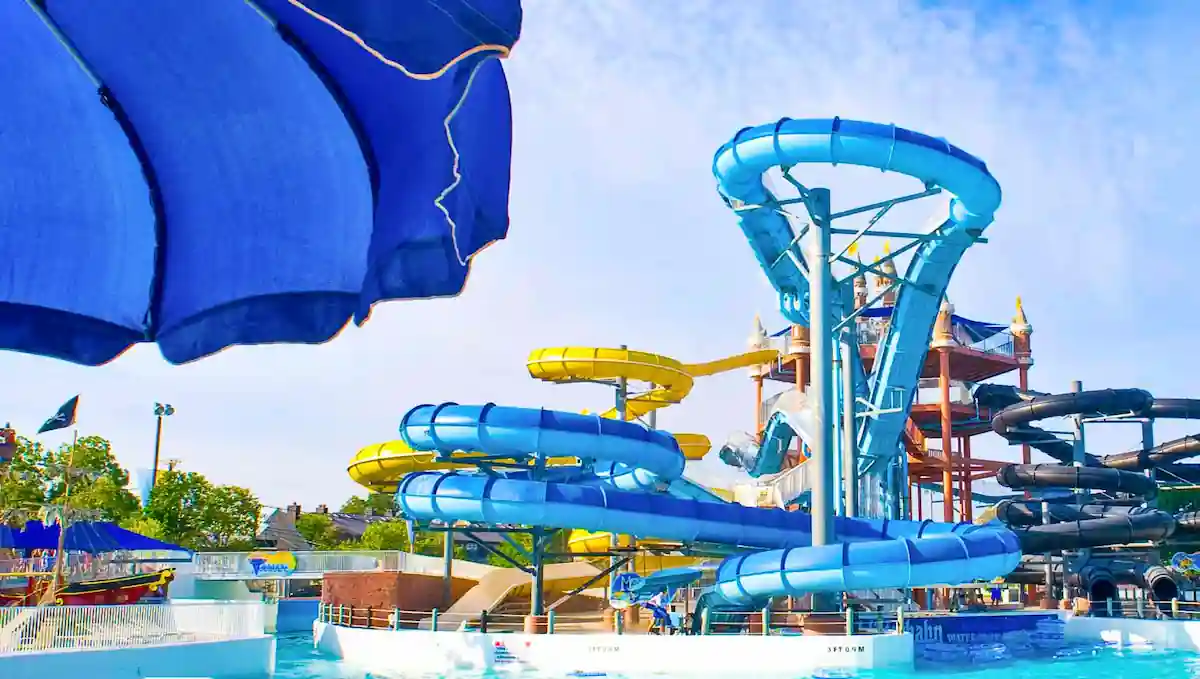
191, 550, 495, 580
0, 601, 266, 654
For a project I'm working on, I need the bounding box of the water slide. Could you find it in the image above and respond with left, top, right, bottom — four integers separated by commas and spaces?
712, 118, 1001, 511
526, 346, 775, 524
348, 438, 577, 492
394, 403, 1021, 607
719, 389, 816, 478
981, 387, 1200, 600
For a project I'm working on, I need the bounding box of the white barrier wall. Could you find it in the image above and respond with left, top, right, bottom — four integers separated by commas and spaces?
0, 601, 274, 679
314, 621, 914, 675
0, 637, 275, 679
1066, 615, 1200, 651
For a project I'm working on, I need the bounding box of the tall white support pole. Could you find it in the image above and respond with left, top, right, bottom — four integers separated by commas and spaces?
807, 188, 835, 546
841, 339, 858, 517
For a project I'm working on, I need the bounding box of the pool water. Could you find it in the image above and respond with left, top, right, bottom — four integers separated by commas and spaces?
270, 632, 1200, 679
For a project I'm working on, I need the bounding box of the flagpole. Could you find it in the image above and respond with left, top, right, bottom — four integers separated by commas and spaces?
40, 428, 77, 606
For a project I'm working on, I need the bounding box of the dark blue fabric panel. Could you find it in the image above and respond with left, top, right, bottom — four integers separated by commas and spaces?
439, 58, 514, 259
0, 3, 154, 365
16, 520, 189, 554
47, 0, 374, 364
285, 0, 522, 74
259, 0, 514, 318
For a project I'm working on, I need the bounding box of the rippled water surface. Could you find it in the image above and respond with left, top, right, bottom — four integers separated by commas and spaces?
268, 632, 1200, 679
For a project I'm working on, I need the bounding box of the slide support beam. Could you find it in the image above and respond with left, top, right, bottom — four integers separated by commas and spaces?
807, 188, 835, 546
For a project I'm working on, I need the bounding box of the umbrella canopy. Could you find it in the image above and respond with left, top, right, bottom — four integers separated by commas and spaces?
0, 525, 14, 549
13, 521, 191, 556
0, 1, 522, 366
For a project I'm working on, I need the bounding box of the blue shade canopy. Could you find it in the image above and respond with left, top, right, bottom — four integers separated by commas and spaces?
0, 0, 522, 366
0, 525, 14, 549
14, 521, 191, 555
770, 306, 1008, 344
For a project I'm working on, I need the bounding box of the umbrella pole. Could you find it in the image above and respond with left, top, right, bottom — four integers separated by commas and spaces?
39, 429, 77, 607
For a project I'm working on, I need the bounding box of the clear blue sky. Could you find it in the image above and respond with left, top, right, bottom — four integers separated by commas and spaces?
3, 1, 1198, 510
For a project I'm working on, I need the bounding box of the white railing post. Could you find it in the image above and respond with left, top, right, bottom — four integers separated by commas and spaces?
0, 601, 266, 654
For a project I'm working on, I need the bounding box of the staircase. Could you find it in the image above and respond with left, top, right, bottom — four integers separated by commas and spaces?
903, 418, 926, 457
762, 462, 812, 509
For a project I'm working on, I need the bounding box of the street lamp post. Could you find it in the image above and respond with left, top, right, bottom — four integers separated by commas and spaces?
151, 403, 176, 490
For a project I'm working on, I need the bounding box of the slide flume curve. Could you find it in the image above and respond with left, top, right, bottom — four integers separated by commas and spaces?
394, 402, 1021, 605
712, 118, 1002, 486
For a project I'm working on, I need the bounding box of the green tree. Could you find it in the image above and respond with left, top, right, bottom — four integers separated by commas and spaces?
0, 438, 47, 525
144, 470, 210, 547
119, 515, 166, 541
357, 520, 411, 550
478, 531, 569, 567
295, 513, 345, 551
0, 435, 139, 526
201, 485, 260, 550
339, 493, 393, 516
144, 469, 261, 550
486, 532, 534, 568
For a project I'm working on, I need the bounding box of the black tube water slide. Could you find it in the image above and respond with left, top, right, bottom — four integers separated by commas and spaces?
981, 387, 1200, 603
976, 385, 1200, 478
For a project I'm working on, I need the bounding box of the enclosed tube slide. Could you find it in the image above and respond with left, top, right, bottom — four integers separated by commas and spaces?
978, 385, 1200, 474
719, 389, 816, 478
986, 388, 1200, 601
394, 402, 1021, 606
712, 119, 1002, 484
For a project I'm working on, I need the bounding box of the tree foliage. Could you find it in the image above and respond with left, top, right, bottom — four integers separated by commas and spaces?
144, 470, 260, 550
0, 433, 261, 552
358, 521, 410, 551
295, 513, 345, 551
0, 435, 139, 526
339, 493, 393, 516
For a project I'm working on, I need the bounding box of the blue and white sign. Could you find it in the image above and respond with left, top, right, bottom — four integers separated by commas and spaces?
908, 613, 1060, 645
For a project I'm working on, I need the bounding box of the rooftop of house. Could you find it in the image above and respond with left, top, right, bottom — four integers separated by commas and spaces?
256, 502, 393, 551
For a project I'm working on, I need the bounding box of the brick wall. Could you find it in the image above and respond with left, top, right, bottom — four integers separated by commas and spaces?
322, 572, 475, 611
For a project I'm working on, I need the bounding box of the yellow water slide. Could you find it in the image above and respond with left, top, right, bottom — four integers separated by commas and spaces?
348, 440, 577, 492
526, 346, 779, 563
348, 345, 777, 573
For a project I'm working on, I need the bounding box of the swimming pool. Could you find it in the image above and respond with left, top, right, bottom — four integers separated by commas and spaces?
272, 631, 1200, 678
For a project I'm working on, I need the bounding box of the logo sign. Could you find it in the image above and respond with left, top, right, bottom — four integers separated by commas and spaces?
1171, 552, 1200, 578
608, 572, 644, 609
907, 613, 1058, 645
247, 551, 298, 576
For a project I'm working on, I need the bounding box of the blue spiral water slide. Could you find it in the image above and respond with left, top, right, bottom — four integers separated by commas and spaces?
712, 119, 1002, 511
394, 403, 1021, 604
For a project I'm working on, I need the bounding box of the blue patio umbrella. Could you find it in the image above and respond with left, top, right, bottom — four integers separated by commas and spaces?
0, 525, 14, 549
0, 1, 522, 366
14, 521, 191, 556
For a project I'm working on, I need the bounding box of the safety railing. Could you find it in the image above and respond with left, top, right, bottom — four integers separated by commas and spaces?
0, 554, 163, 583
969, 331, 1015, 358
0, 600, 266, 654
317, 602, 907, 636
1090, 596, 1200, 620
191, 550, 495, 580
912, 378, 974, 407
